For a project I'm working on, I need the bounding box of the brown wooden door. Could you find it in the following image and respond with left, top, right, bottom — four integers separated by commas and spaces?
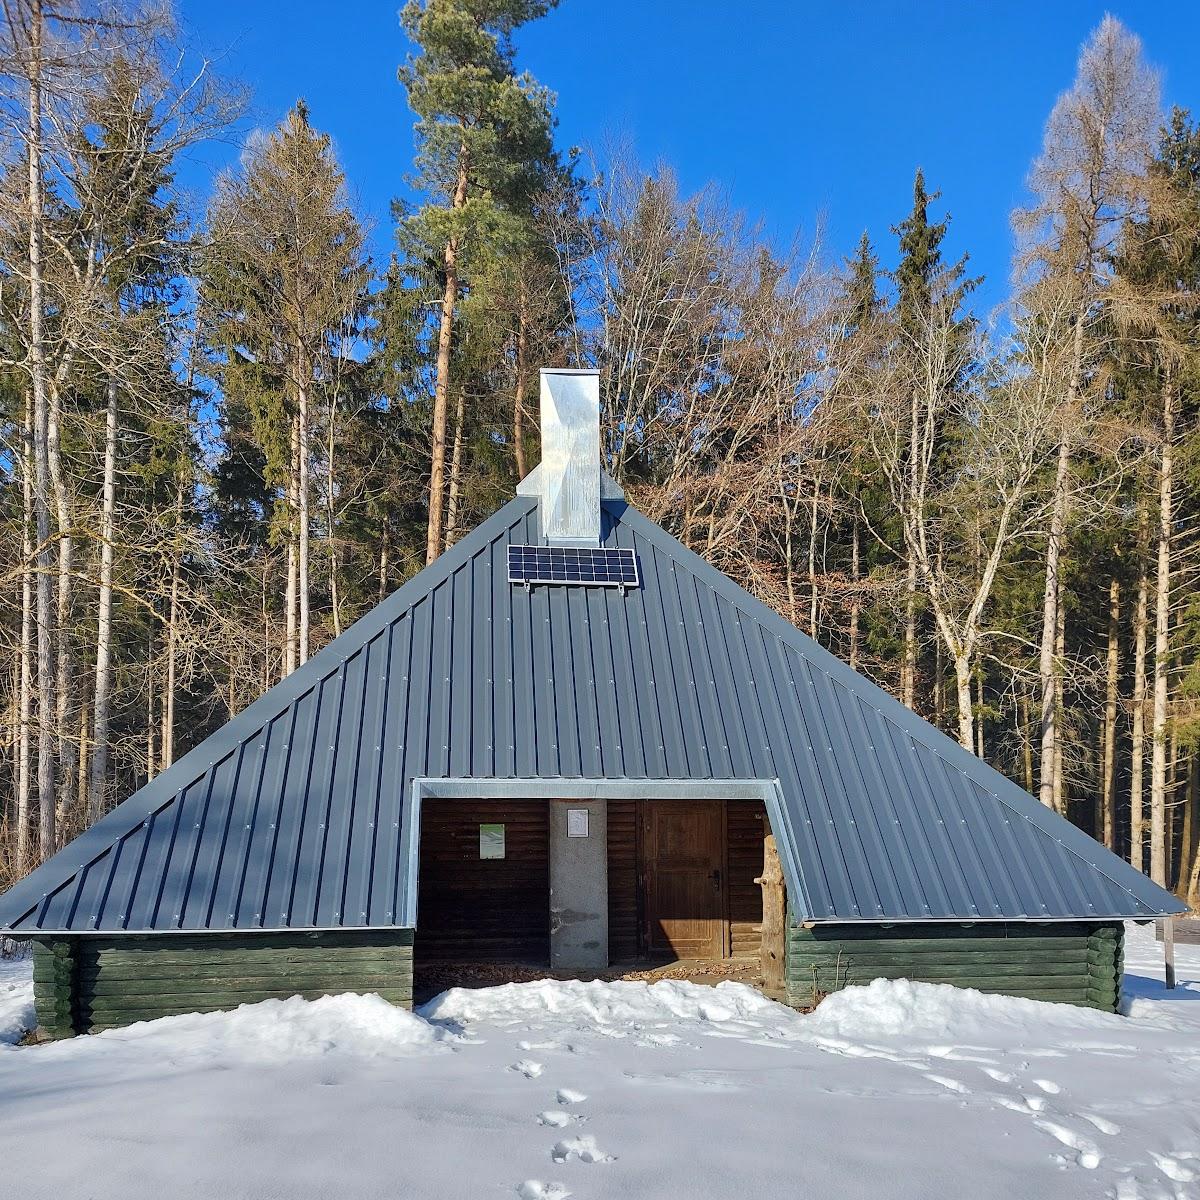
643, 801, 726, 958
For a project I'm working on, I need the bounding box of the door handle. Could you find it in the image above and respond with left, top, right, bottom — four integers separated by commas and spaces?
709, 869, 722, 890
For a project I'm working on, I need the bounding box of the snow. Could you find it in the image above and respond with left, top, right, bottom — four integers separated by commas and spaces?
0, 950, 34, 1046
0, 922, 1196, 1200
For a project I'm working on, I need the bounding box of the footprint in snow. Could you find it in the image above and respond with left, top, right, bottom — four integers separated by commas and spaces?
1033, 1119, 1101, 1169
1153, 1152, 1199, 1184
516, 1181, 571, 1200
509, 1059, 545, 1079
1023, 1094, 1047, 1112
556, 1088, 587, 1105
1033, 1078, 1062, 1095
981, 1067, 1014, 1084
923, 1073, 970, 1094
552, 1135, 615, 1165
1079, 1112, 1120, 1136
537, 1111, 583, 1128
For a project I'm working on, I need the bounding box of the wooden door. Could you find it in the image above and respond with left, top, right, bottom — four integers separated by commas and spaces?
643, 801, 726, 958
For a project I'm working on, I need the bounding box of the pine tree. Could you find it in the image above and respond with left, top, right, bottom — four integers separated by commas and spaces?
397, 0, 558, 564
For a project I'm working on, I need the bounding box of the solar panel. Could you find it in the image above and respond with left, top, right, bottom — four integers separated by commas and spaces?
508, 545, 639, 590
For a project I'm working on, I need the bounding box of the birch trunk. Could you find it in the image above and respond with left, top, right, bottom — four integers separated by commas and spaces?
377, 531, 389, 604
953, 654, 973, 751
1038, 435, 1070, 809
1101, 575, 1120, 851
975, 671, 985, 759
426, 152, 470, 565
87, 375, 119, 822
1150, 369, 1174, 888
1038, 318, 1084, 810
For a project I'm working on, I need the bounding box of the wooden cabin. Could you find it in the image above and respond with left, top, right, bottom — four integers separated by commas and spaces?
0, 369, 1183, 1037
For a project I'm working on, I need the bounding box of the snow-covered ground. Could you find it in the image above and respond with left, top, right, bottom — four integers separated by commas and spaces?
0, 922, 1197, 1200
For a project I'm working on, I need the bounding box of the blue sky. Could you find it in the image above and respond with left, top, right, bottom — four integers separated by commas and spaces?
178, 1, 1200, 321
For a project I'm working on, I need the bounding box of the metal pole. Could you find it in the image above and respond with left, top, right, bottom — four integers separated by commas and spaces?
1162, 918, 1176, 990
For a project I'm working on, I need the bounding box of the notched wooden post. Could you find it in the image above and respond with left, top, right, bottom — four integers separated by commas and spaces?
755, 832, 786, 996
33, 938, 78, 1039
1162, 918, 1176, 990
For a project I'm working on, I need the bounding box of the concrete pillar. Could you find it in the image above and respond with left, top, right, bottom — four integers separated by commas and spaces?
549, 798, 608, 970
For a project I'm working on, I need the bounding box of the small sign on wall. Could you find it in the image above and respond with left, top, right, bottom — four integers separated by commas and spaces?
567, 808, 589, 838
479, 823, 505, 859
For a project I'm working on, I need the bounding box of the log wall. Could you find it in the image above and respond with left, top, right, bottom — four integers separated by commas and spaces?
33, 929, 414, 1036
786, 919, 1123, 1011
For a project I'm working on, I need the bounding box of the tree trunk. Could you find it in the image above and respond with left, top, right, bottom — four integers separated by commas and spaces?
445, 387, 466, 548
1178, 756, 1198, 904
1038, 436, 1070, 809
1101, 574, 1120, 851
326, 398, 342, 638
1038, 317, 1084, 811
807, 482, 821, 639
953, 654, 973, 751
284, 411, 299, 676
513, 283, 529, 479
1021, 691, 1034, 794
26, 1, 56, 862
1053, 577, 1066, 815
17, 390, 34, 872
975, 670, 985, 759
161, 491, 183, 772
49, 379, 75, 840
378, 529, 389, 604
755, 833, 786, 995
87, 375, 119, 822
425, 152, 470, 565
1130, 510, 1149, 871
848, 514, 860, 671
1150, 368, 1174, 889
297, 363, 311, 666
902, 552, 917, 709
145, 638, 156, 783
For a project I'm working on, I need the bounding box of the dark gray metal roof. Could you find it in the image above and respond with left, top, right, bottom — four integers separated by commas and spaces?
0, 496, 1183, 934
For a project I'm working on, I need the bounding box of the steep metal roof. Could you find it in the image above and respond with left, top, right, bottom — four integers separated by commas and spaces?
0, 496, 1183, 934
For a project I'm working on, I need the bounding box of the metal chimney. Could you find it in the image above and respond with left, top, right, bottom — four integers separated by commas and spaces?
538, 368, 601, 544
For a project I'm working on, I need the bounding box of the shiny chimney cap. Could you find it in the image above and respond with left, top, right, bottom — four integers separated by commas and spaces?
537, 368, 601, 544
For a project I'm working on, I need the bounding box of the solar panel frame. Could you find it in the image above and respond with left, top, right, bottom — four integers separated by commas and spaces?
507, 544, 639, 589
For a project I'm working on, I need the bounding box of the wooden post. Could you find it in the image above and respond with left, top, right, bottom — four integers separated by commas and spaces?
755, 833, 786, 995
1162, 918, 1176, 990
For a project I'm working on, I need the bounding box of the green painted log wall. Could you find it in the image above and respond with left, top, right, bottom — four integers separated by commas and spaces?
33, 929, 414, 1037
786, 920, 1123, 1012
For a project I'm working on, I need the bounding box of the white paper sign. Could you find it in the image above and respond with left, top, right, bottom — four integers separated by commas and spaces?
567, 808, 589, 838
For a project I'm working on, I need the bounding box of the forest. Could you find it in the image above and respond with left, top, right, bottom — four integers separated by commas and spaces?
0, 0, 1198, 909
